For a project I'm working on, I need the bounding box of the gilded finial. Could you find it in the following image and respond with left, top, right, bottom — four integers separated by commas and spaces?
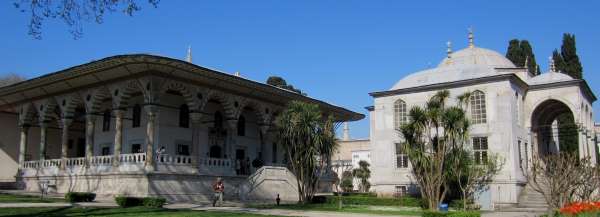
468, 27, 474, 48
446, 41, 452, 58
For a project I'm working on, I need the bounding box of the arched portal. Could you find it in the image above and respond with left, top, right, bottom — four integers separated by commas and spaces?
530, 99, 579, 157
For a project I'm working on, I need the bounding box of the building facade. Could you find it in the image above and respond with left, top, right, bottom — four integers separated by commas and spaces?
0, 54, 363, 202
367, 33, 598, 210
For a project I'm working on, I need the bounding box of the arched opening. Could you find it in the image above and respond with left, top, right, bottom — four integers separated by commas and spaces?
132, 104, 141, 128
531, 99, 579, 157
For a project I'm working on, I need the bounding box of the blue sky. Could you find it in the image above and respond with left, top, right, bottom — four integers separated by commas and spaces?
1, 1, 600, 139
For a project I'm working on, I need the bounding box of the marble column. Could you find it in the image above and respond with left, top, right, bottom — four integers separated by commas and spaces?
39, 122, 47, 161
18, 125, 30, 167
60, 118, 73, 169
226, 119, 238, 160
85, 115, 96, 163
145, 105, 158, 169
190, 112, 203, 167
113, 110, 125, 166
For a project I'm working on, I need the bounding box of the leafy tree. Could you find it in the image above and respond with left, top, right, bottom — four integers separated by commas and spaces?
266, 76, 304, 95
0, 73, 26, 87
450, 149, 502, 210
352, 160, 371, 193
399, 90, 470, 211
553, 33, 583, 79
557, 113, 579, 155
506, 39, 540, 75
13, 0, 159, 39
276, 101, 337, 203
340, 171, 354, 192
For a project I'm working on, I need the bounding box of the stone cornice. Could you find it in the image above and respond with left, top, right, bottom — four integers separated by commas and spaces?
0, 54, 365, 122
370, 74, 597, 103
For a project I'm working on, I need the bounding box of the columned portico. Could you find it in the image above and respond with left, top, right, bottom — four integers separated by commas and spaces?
18, 125, 29, 166
145, 105, 158, 169
113, 110, 124, 166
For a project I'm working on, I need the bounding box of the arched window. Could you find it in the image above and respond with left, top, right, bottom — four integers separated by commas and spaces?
214, 112, 223, 129
394, 99, 407, 130
179, 104, 190, 128
470, 90, 487, 124
132, 104, 141, 128
237, 115, 246, 136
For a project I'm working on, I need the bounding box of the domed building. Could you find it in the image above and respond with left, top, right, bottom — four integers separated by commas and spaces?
366, 31, 597, 210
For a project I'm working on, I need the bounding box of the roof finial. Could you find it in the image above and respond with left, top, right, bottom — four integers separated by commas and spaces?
549, 56, 556, 72
446, 41, 452, 58
186, 46, 193, 63
468, 27, 474, 48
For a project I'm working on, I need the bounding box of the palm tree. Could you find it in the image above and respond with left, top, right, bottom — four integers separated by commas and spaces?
352, 160, 371, 193
276, 101, 338, 203
399, 90, 470, 211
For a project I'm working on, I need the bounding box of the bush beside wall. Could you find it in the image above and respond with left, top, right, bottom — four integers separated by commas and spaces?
65, 192, 96, 203
115, 196, 166, 208
325, 195, 423, 207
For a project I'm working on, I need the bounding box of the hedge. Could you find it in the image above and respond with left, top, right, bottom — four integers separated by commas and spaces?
325, 195, 423, 207
65, 192, 96, 202
423, 211, 481, 217
115, 196, 166, 208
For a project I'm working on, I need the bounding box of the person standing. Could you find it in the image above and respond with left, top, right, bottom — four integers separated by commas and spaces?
212, 177, 225, 207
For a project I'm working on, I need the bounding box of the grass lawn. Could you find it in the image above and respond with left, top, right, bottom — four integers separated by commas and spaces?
0, 207, 284, 217
250, 203, 423, 216
0, 193, 65, 203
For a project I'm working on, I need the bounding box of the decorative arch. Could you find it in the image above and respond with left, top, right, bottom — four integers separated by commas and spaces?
530, 99, 579, 156
33, 98, 61, 123
161, 80, 198, 109
84, 86, 112, 114
110, 79, 145, 110
55, 93, 84, 119
17, 103, 38, 126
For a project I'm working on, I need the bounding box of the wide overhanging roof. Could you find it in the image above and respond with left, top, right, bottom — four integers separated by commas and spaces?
0, 54, 364, 122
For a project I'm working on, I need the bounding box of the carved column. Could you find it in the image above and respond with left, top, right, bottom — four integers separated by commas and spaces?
145, 105, 158, 169
85, 115, 96, 163
39, 122, 48, 161
113, 110, 125, 166
226, 119, 238, 160
60, 118, 73, 169
190, 112, 203, 167
18, 125, 30, 167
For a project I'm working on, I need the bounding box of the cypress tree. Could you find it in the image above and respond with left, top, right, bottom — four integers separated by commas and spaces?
506, 39, 523, 66
558, 33, 583, 79
552, 49, 566, 72
520, 40, 541, 75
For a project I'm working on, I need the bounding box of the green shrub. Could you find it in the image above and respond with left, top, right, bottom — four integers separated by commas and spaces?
332, 192, 377, 197
422, 211, 480, 217
310, 196, 328, 204
115, 196, 144, 208
326, 195, 422, 207
143, 197, 166, 208
65, 192, 96, 202
115, 196, 166, 208
448, 211, 480, 217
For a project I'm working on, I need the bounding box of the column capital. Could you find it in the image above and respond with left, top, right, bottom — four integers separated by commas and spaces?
113, 109, 126, 117
144, 105, 159, 115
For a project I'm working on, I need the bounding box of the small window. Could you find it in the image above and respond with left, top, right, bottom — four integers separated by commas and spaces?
517, 140, 522, 169
101, 146, 111, 156
237, 115, 246, 136
473, 137, 488, 164
395, 143, 408, 168
131, 144, 142, 153
179, 104, 190, 128
394, 186, 408, 198
177, 144, 190, 156
132, 104, 141, 128
102, 110, 111, 132
470, 90, 487, 124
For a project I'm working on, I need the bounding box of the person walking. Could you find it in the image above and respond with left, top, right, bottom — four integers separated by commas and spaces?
212, 177, 225, 207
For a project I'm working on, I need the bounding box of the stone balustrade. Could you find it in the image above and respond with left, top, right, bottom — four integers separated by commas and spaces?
65, 157, 86, 166
119, 153, 147, 164
89, 155, 113, 166
157, 154, 193, 165
198, 157, 232, 168
41, 159, 62, 167
22, 161, 39, 169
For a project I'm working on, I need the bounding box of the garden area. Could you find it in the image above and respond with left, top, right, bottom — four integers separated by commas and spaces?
0, 207, 282, 217
0, 193, 64, 203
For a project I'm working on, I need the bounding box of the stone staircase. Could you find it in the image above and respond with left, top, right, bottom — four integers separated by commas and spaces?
497, 185, 549, 212
240, 166, 299, 202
